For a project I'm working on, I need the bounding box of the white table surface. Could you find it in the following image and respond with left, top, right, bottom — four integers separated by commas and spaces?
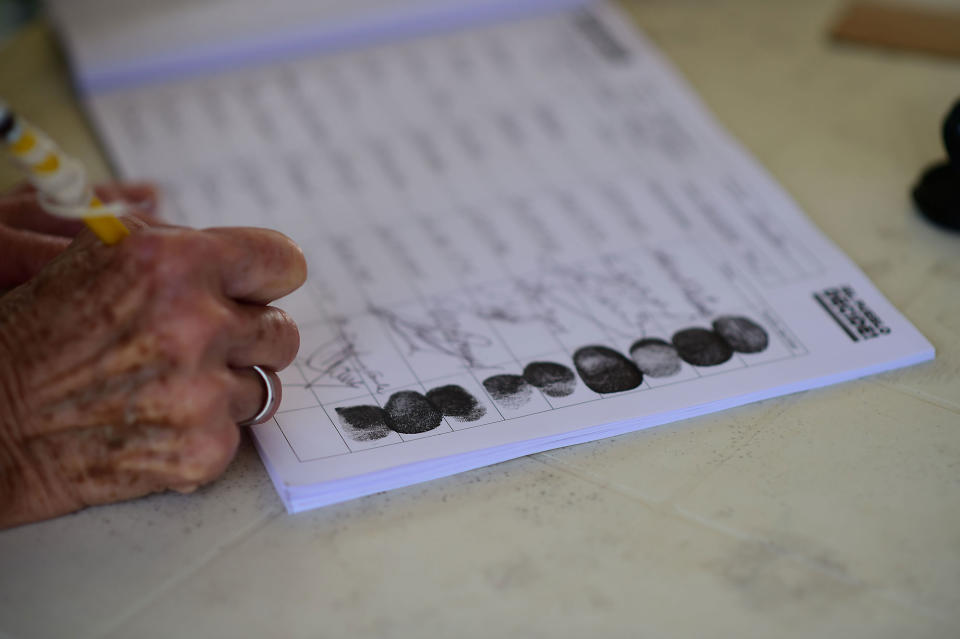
1, 1, 958, 637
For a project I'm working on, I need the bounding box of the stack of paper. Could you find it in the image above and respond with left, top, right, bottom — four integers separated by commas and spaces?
51, 1, 933, 512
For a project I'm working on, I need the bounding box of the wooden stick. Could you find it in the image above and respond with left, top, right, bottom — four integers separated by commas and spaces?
831, 2, 960, 59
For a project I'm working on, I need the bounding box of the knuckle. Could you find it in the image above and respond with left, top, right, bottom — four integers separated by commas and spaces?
158, 372, 238, 485
164, 372, 232, 427
118, 229, 213, 282
114, 232, 164, 276
154, 298, 236, 361
200, 299, 240, 336
265, 307, 300, 368
178, 420, 239, 484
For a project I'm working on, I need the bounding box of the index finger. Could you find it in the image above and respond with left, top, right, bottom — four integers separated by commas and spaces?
204, 227, 307, 304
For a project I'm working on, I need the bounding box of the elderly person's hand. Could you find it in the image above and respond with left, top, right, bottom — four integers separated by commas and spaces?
0, 181, 159, 290
0, 184, 306, 528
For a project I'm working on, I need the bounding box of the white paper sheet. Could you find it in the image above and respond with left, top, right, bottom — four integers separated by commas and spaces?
47, 0, 588, 91
82, 3, 933, 512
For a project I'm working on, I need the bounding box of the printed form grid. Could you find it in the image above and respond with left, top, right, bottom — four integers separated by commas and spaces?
262, 29, 809, 457
88, 9, 813, 463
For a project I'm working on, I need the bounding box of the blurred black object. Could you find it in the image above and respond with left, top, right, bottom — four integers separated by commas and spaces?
0, 0, 38, 40
913, 98, 960, 231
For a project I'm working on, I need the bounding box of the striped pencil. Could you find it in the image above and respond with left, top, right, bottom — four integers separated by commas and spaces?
0, 100, 129, 245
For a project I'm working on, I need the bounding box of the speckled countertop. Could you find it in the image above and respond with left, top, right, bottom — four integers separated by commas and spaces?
1, 1, 958, 637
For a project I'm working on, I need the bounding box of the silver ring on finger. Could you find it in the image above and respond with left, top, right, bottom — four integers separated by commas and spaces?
238, 365, 282, 427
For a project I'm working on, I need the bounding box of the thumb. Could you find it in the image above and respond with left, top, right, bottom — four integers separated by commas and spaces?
0, 225, 71, 290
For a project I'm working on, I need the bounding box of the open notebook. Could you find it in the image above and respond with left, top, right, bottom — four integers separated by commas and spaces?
50, 0, 933, 512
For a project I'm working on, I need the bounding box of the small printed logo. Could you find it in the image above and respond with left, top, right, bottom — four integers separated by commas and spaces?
813, 286, 891, 342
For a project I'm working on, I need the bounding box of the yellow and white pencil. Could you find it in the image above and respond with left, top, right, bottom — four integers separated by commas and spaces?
0, 100, 129, 245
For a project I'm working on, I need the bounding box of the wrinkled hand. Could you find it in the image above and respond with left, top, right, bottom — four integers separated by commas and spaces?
0, 182, 158, 290
0, 190, 307, 528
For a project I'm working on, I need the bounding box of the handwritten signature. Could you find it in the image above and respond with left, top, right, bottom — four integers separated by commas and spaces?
297, 327, 389, 393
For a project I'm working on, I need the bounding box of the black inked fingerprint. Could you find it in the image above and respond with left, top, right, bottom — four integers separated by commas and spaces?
573, 345, 643, 394
712, 316, 769, 353
384, 390, 443, 435
672, 328, 733, 367
426, 385, 486, 422
483, 374, 534, 409
523, 361, 576, 398
335, 405, 393, 442
629, 338, 682, 378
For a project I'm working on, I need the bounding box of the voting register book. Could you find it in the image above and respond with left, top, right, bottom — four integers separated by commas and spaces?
49, 0, 934, 513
